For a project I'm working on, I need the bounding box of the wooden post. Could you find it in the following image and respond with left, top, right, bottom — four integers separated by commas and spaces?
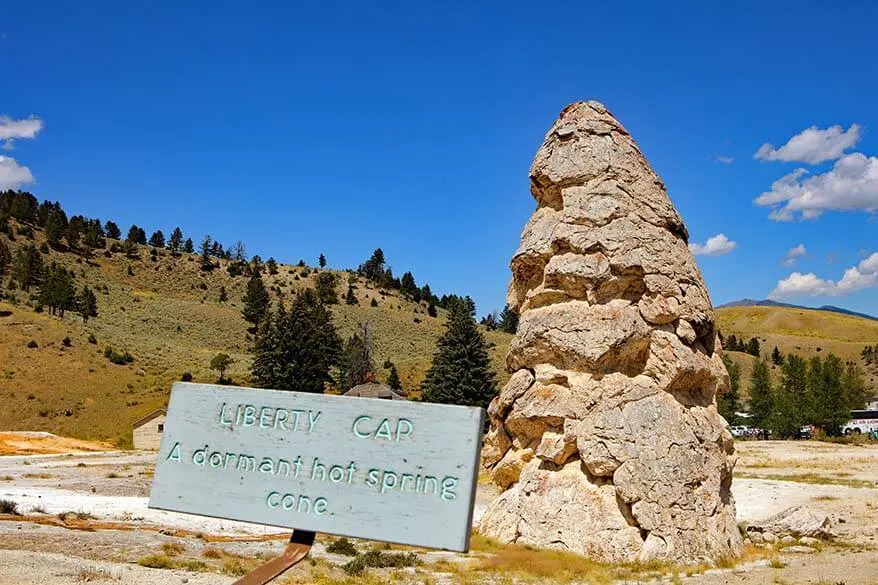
232, 530, 315, 585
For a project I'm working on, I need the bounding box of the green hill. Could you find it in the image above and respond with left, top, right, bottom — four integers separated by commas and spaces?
0, 222, 513, 446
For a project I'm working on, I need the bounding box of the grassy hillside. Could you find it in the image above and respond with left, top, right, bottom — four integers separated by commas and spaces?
0, 227, 513, 446
716, 305, 878, 395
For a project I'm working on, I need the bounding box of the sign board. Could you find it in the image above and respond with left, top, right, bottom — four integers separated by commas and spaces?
148, 382, 484, 552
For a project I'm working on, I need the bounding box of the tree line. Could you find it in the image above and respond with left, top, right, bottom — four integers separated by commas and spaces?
719, 351, 868, 437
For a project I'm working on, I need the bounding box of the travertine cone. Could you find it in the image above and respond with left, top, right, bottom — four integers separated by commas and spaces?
479, 101, 742, 564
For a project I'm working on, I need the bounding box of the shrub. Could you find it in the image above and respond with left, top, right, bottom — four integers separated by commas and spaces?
104, 346, 134, 365
62, 336, 71, 347
342, 550, 420, 575
137, 555, 176, 569
370, 298, 379, 307
221, 558, 249, 576
201, 547, 224, 559
26, 340, 38, 348
181, 372, 193, 382
326, 537, 359, 556
0, 499, 18, 514
160, 542, 185, 556
87, 333, 97, 344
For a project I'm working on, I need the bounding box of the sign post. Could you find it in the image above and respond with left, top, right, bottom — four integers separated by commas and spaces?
148, 382, 485, 582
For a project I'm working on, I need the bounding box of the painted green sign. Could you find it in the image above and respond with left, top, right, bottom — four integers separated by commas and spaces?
148, 382, 484, 552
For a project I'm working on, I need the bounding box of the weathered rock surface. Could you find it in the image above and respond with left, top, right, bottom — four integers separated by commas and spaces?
747, 505, 834, 539
479, 101, 742, 564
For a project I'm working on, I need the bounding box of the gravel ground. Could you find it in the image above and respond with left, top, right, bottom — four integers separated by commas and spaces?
0, 440, 876, 584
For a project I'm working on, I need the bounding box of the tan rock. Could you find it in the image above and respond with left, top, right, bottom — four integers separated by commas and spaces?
480, 101, 741, 564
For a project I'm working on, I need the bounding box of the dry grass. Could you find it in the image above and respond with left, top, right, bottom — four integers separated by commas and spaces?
735, 471, 875, 489
160, 541, 186, 556
0, 228, 513, 445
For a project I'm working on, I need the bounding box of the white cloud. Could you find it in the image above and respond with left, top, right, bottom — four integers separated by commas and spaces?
755, 123, 861, 164
781, 244, 807, 267
0, 115, 44, 150
769, 252, 878, 299
754, 153, 878, 220
688, 233, 737, 256
0, 156, 35, 189
715, 155, 734, 164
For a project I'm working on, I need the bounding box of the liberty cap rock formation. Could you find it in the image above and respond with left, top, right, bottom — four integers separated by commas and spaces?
478, 101, 742, 563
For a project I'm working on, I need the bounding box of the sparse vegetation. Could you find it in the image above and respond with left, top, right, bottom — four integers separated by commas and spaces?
0, 498, 19, 514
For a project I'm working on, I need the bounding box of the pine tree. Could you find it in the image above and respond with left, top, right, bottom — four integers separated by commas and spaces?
0, 240, 10, 276
251, 290, 341, 393
400, 271, 418, 298
315, 272, 339, 304
337, 323, 374, 390
422, 298, 497, 408
39, 263, 76, 317
126, 225, 146, 245
184, 238, 194, 253
149, 230, 165, 248
387, 363, 402, 391
77, 285, 98, 322
12, 244, 43, 291
168, 227, 183, 253
771, 346, 784, 365
427, 302, 437, 317
266, 257, 278, 275
746, 337, 761, 358
104, 221, 121, 240
718, 354, 740, 424
219, 286, 228, 302
768, 354, 808, 438
200, 236, 213, 271
809, 354, 847, 434
358, 248, 386, 281
45, 209, 67, 249
345, 285, 358, 305
498, 305, 519, 334
318, 253, 327, 268
242, 271, 271, 330
231, 241, 247, 262
747, 358, 773, 428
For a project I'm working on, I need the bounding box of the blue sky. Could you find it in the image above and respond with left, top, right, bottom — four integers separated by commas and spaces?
2, 1, 876, 316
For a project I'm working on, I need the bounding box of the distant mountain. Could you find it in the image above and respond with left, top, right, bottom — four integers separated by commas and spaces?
717, 299, 877, 321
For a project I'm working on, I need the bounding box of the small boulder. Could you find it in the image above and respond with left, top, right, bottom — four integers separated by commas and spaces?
780, 535, 795, 545
761, 532, 777, 544
781, 545, 816, 554
750, 505, 833, 538
799, 536, 821, 547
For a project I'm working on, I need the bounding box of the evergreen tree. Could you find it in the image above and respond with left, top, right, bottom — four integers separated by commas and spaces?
345, 285, 358, 305
387, 363, 402, 391
77, 285, 98, 322
842, 361, 868, 411
718, 354, 740, 424
149, 230, 165, 248
771, 346, 784, 365
266, 257, 278, 275
219, 286, 228, 302
45, 208, 67, 248
746, 337, 761, 358
39, 263, 76, 317
315, 272, 339, 305
768, 354, 808, 438
427, 302, 437, 317
184, 238, 194, 253
12, 244, 43, 291
126, 225, 146, 245
422, 298, 497, 408
318, 253, 327, 268
251, 290, 341, 393
200, 235, 213, 270
0, 240, 10, 276
358, 248, 386, 282
229, 241, 246, 262
481, 313, 498, 330
400, 271, 418, 298
82, 221, 104, 254
810, 354, 847, 434
66, 215, 85, 248
104, 221, 121, 240
242, 271, 271, 330
337, 323, 374, 390
747, 358, 773, 428
726, 334, 739, 352
168, 227, 183, 253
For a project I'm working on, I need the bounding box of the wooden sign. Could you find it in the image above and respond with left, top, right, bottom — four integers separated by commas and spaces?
148, 382, 485, 552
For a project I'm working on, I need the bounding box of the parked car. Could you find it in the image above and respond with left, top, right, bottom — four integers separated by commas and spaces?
730, 425, 750, 438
